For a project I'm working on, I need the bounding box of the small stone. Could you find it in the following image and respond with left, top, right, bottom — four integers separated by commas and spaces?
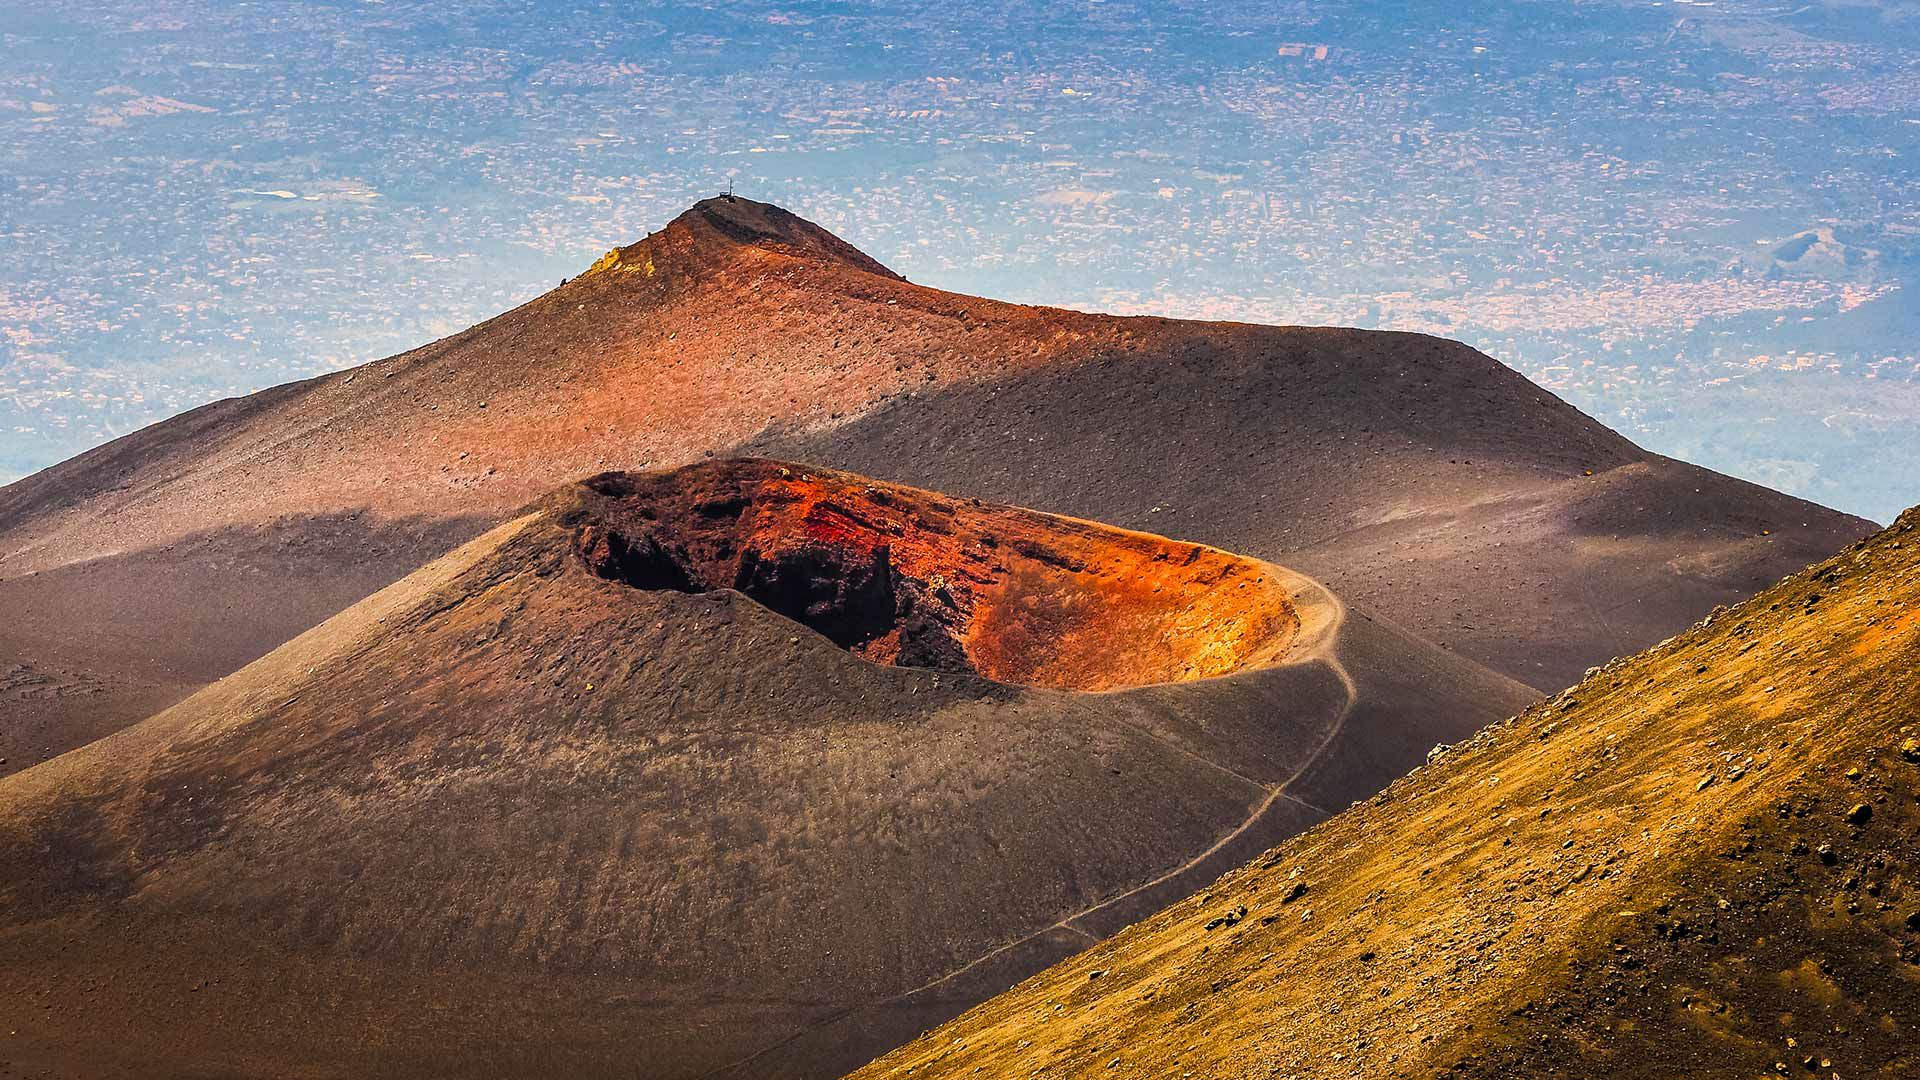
1845, 803, 1873, 825
1817, 844, 1837, 866
1696, 774, 1716, 792
1900, 738, 1920, 764
1087, 969, 1107, 981
1204, 905, 1248, 931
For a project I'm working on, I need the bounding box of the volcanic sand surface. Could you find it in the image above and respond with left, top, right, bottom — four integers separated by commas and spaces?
0, 196, 1873, 771
851, 507, 1920, 1080
0, 461, 1527, 1080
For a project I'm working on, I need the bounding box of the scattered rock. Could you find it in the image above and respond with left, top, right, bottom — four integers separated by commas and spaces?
1845, 803, 1873, 825
1204, 905, 1248, 931
1900, 738, 1920, 764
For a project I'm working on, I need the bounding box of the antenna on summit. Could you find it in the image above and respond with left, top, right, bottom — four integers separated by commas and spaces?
724, 177, 736, 200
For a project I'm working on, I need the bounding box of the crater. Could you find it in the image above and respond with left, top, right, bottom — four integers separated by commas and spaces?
565, 459, 1301, 691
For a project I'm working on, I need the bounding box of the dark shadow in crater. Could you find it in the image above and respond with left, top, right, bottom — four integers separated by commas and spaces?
574, 523, 974, 676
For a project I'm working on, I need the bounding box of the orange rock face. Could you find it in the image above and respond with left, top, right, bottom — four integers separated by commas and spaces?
566, 459, 1299, 690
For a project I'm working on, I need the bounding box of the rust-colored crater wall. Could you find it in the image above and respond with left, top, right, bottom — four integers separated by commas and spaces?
562, 459, 1299, 691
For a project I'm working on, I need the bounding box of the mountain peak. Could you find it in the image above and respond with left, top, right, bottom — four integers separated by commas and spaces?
587, 196, 903, 281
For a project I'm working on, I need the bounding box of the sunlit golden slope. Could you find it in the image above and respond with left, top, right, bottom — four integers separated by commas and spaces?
853, 507, 1920, 1080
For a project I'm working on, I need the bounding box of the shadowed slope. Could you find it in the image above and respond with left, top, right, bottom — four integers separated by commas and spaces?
851, 507, 1920, 1080
0, 461, 1531, 1080
0, 197, 1871, 771
749, 339, 1871, 691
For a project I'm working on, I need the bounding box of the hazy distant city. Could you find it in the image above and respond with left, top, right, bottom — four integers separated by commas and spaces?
3, 0, 1916, 520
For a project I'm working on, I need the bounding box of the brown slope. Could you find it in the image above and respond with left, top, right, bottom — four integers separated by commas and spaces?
0, 460, 1532, 1080
0, 196, 1871, 772
850, 506, 1920, 1080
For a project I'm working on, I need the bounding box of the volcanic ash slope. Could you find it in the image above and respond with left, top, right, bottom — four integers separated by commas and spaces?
0, 459, 1530, 1080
